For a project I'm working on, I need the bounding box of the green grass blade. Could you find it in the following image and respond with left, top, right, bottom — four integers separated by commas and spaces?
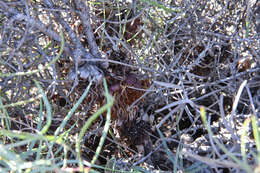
34, 80, 52, 135
91, 79, 114, 165
77, 79, 114, 171
252, 115, 260, 162
157, 128, 175, 170
54, 80, 93, 136
0, 96, 11, 130
140, 0, 181, 13
200, 107, 252, 172
241, 118, 250, 163
0, 31, 64, 78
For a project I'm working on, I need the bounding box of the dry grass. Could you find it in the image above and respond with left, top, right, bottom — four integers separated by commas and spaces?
0, 0, 259, 172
